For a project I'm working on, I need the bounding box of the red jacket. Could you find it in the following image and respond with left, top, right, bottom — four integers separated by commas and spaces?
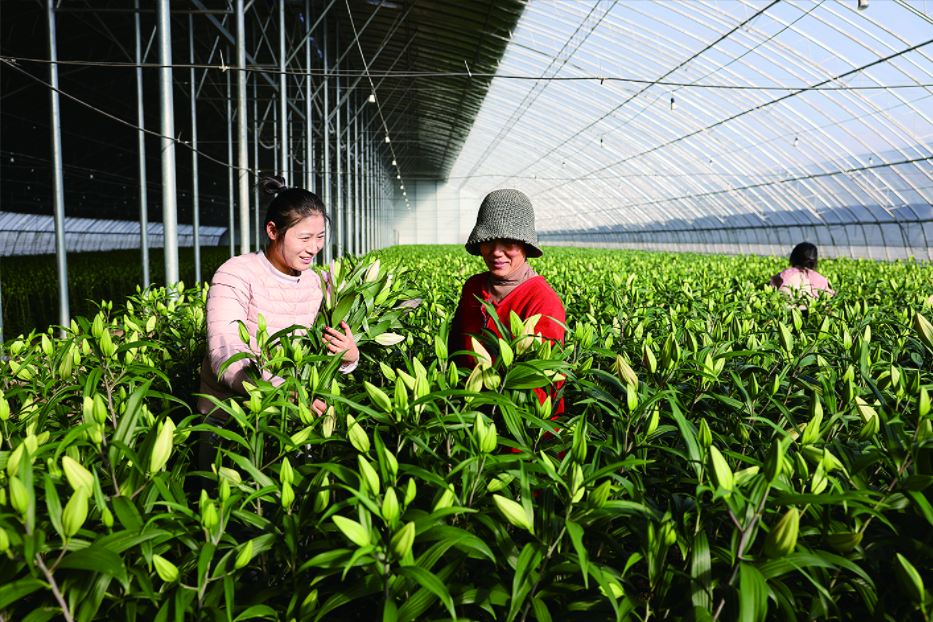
449, 272, 566, 415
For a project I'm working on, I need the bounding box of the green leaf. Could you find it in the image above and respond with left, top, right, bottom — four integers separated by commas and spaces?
332, 515, 370, 547
565, 519, 589, 588
691, 531, 711, 610
0, 577, 45, 610
739, 562, 767, 622
57, 546, 128, 586
398, 566, 456, 620
233, 604, 277, 621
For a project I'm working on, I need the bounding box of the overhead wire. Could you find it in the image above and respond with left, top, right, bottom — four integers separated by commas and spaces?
5, 55, 933, 90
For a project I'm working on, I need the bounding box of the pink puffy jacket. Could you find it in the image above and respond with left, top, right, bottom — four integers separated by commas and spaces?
197, 251, 354, 416
770, 267, 835, 298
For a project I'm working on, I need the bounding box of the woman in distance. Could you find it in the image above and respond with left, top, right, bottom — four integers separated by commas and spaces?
770, 241, 835, 302
198, 176, 358, 465
448, 188, 566, 417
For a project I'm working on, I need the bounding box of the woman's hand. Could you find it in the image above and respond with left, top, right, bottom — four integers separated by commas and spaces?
323, 321, 360, 366
312, 398, 327, 417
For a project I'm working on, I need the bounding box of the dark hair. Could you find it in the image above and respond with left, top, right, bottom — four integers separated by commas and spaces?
789, 242, 818, 269
256, 175, 329, 243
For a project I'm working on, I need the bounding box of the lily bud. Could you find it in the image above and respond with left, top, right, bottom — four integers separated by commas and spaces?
826, 532, 862, 553
433, 485, 455, 512
93, 394, 108, 426
6, 443, 24, 478
61, 489, 89, 537
626, 383, 638, 414
101, 506, 114, 529
642, 343, 657, 374
697, 419, 712, 450
100, 329, 116, 359
9, 476, 29, 515
314, 475, 330, 513
346, 415, 370, 453
572, 423, 588, 465
801, 393, 823, 445
150, 418, 175, 473
778, 322, 794, 355
153, 554, 179, 583
481, 422, 498, 454
390, 521, 416, 560
358, 456, 380, 495
62, 456, 94, 497
498, 338, 514, 368
201, 501, 219, 530
763, 441, 786, 484
364, 259, 381, 282
854, 397, 878, 423
91, 314, 104, 340
913, 312, 933, 351
708, 446, 734, 492
763, 507, 799, 558
280, 482, 295, 508
364, 382, 392, 412
235, 539, 254, 569
374, 333, 405, 346
382, 487, 399, 522
280, 458, 295, 486
492, 494, 534, 533
645, 406, 659, 436
321, 406, 336, 438
473, 413, 488, 453
404, 478, 417, 506
0, 527, 10, 553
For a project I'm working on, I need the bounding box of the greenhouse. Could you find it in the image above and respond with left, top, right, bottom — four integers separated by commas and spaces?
1, 1, 933, 621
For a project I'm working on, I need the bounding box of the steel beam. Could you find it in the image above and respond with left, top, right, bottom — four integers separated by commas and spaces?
191, 0, 304, 120
237, 0, 250, 255
279, 0, 288, 184
227, 59, 235, 257
189, 14, 201, 285
48, 0, 69, 333
323, 15, 331, 264
157, 0, 179, 286
136, 0, 150, 290
305, 0, 314, 196
253, 75, 260, 251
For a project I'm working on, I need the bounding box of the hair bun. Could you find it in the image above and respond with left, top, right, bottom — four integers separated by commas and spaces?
256, 175, 288, 196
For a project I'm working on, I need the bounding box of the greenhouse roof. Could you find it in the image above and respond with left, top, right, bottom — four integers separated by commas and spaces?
1, 0, 932, 256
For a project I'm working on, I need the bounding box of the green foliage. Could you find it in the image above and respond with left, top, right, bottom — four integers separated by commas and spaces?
1, 245, 933, 621
0, 246, 234, 338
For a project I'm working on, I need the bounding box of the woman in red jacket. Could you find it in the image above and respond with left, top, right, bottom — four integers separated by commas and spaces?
448, 188, 566, 416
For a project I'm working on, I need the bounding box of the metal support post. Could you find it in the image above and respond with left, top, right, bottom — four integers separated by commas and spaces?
135, 0, 150, 289
335, 22, 343, 257
354, 97, 360, 255
323, 15, 331, 263
305, 0, 313, 196
253, 75, 260, 251
157, 0, 179, 285
48, 0, 70, 332
236, 0, 250, 255
189, 14, 201, 285
279, 0, 288, 184
227, 57, 235, 257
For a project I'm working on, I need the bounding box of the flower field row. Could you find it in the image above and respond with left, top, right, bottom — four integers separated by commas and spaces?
0, 247, 233, 339
0, 245, 932, 621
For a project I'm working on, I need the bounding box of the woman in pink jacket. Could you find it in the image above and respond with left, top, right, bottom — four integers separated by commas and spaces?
770, 242, 835, 313
198, 176, 358, 438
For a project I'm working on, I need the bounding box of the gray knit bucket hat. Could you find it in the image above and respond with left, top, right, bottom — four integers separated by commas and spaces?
465, 189, 543, 258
